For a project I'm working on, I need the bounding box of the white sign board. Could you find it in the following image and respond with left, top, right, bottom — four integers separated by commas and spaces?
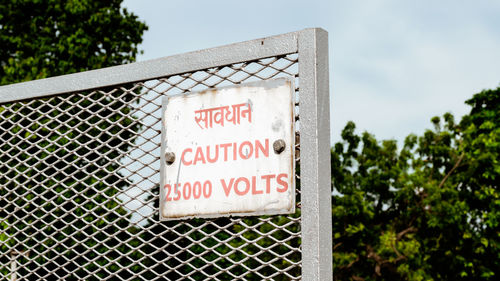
160, 78, 295, 220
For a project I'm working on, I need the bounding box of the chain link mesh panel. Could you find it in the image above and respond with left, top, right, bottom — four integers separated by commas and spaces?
0, 54, 302, 280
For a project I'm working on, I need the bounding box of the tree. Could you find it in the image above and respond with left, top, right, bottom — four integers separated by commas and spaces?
0, 1, 147, 279
331, 86, 500, 280
0, 0, 145, 83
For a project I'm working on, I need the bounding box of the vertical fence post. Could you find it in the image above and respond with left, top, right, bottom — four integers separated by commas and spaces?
299, 28, 332, 280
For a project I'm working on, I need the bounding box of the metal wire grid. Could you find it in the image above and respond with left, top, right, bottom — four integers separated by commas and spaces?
0, 54, 301, 280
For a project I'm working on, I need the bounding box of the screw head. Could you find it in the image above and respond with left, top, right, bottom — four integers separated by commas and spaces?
165, 152, 175, 165
273, 139, 286, 154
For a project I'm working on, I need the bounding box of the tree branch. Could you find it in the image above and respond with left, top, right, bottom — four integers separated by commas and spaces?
366, 227, 417, 278
438, 152, 464, 188
396, 226, 417, 241
390, 241, 403, 258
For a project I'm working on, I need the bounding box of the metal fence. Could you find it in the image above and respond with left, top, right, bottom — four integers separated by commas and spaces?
0, 28, 331, 280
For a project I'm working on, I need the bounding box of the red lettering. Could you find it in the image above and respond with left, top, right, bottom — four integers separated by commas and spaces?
206, 145, 219, 163
255, 139, 269, 158
182, 182, 191, 200
173, 183, 181, 201
234, 177, 250, 196
164, 184, 172, 201
276, 173, 288, 192
261, 174, 276, 193
194, 103, 251, 129
203, 181, 212, 198
220, 143, 231, 161
239, 141, 253, 160
221, 178, 234, 197
181, 139, 271, 166
164, 180, 213, 201
193, 181, 202, 199
251, 176, 263, 195
193, 147, 206, 165
233, 142, 237, 161
181, 148, 192, 166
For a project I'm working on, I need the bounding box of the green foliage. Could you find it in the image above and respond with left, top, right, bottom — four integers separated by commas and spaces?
0, 1, 147, 279
332, 86, 500, 280
0, 0, 146, 85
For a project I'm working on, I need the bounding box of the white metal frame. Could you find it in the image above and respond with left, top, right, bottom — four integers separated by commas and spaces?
0, 28, 332, 280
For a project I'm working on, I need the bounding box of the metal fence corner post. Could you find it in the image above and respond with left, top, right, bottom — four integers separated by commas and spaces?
298, 28, 332, 281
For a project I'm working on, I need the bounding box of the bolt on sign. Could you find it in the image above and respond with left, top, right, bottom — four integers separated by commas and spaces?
160, 78, 296, 220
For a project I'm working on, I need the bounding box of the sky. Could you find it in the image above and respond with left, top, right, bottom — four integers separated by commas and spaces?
122, 0, 500, 145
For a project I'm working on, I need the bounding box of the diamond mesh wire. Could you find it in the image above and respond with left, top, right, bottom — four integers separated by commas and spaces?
0, 54, 300, 280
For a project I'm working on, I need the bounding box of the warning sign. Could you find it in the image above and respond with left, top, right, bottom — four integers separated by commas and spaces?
160, 78, 295, 220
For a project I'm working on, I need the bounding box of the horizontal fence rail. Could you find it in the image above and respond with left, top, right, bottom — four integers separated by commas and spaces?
0, 28, 331, 280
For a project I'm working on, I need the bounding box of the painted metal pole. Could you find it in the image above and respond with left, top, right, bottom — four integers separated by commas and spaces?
298, 28, 332, 280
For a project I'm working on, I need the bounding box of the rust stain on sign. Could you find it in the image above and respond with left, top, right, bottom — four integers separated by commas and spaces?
160, 78, 295, 220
